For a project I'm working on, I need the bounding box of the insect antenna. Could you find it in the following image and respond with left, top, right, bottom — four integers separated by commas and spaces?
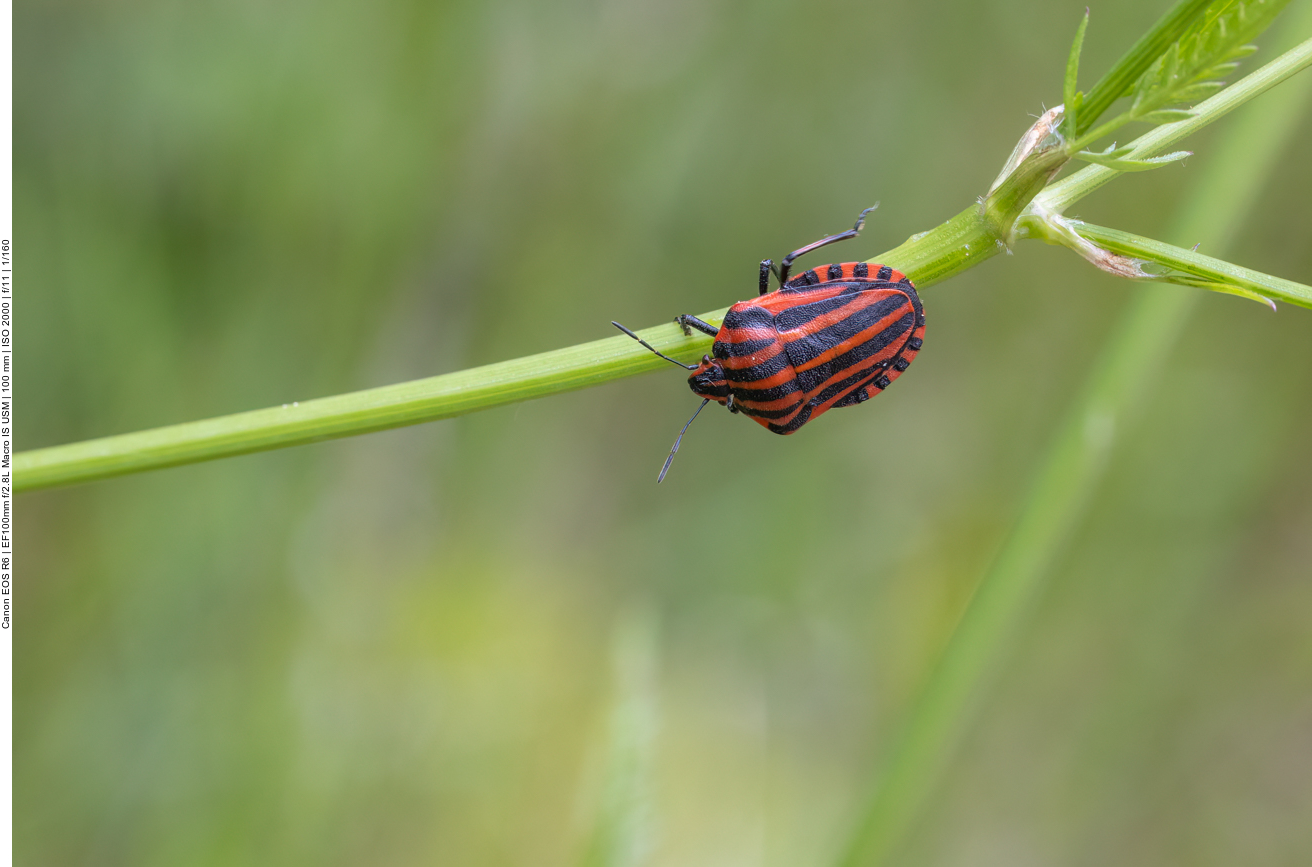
612, 321, 697, 370
658, 398, 710, 483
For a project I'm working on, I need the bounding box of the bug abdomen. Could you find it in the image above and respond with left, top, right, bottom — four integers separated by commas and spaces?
782, 288, 918, 405
759, 268, 924, 432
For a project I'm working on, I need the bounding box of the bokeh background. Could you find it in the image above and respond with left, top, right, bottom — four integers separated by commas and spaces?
17, 0, 1312, 864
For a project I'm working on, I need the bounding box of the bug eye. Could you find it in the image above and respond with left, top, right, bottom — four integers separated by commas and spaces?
702, 355, 712, 364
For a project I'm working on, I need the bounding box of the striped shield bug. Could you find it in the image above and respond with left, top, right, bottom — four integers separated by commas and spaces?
615, 206, 925, 481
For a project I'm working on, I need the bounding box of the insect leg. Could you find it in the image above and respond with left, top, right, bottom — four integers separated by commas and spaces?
777, 204, 879, 286
675, 314, 720, 338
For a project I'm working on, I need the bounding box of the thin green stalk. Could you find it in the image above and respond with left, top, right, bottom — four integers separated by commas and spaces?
17, 36, 1312, 493
830, 8, 1312, 867
1019, 203, 1312, 308
1070, 221, 1312, 309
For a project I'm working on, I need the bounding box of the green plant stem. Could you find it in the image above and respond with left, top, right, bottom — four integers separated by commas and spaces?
1070, 110, 1138, 152
17, 37, 1312, 493
15, 330, 701, 492
13, 207, 999, 493
830, 10, 1312, 867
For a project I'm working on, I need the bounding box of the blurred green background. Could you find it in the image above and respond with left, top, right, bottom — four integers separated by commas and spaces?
17, 0, 1312, 864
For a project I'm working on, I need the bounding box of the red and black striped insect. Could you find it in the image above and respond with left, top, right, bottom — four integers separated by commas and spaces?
615, 206, 925, 481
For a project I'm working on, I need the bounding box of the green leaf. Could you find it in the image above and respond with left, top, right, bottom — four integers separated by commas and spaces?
1173, 80, 1227, 101
1064, 9, 1091, 135
1073, 148, 1192, 171
1095, 143, 1135, 158
1037, 35, 1312, 215
1139, 108, 1198, 123
1167, 276, 1278, 310
1204, 61, 1241, 77
1077, 0, 1215, 135
1128, 0, 1294, 119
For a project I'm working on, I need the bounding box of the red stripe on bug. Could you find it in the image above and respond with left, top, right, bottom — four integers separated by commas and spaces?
785, 297, 913, 373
